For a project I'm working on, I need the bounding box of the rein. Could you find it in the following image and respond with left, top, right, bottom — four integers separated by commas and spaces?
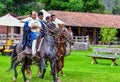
40, 24, 73, 52
40, 26, 60, 37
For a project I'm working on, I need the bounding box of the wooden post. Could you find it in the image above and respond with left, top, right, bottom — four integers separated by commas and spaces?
6, 26, 9, 44
78, 28, 80, 36
11, 26, 14, 39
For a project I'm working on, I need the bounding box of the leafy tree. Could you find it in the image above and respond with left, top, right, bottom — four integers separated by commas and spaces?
67, 0, 83, 12
0, 0, 44, 15
83, 0, 105, 13
0, 0, 14, 14
112, 6, 120, 15
99, 26, 118, 47
0, 0, 105, 15
112, 0, 120, 15
0, 2, 4, 15
41, 0, 69, 10
41, 0, 83, 11
41, 0, 105, 13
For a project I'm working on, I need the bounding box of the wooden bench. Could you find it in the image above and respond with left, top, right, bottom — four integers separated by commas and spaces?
87, 48, 120, 66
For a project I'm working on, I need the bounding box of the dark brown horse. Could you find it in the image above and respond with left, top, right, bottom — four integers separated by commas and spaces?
55, 25, 73, 77
36, 24, 73, 81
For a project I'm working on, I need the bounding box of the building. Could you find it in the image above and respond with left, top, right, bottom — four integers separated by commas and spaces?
48, 10, 120, 44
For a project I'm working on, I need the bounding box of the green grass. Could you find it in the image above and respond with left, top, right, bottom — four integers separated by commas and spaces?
0, 46, 120, 82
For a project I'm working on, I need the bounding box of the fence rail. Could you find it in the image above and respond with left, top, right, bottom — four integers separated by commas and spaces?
0, 34, 22, 45
0, 34, 22, 40
73, 36, 89, 43
0, 34, 89, 46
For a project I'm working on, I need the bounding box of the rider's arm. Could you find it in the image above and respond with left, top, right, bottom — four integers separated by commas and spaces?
23, 21, 30, 32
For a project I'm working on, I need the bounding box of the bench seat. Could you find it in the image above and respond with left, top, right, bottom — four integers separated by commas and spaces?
88, 54, 119, 59
87, 48, 120, 66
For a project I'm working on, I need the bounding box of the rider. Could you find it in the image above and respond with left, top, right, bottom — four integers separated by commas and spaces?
37, 12, 46, 38
22, 11, 42, 57
46, 16, 51, 23
51, 14, 59, 28
36, 12, 46, 52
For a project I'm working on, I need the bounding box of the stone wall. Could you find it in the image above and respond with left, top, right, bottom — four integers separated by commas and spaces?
71, 42, 89, 50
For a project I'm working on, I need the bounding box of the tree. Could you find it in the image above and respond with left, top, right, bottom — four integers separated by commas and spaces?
41, 0, 105, 13
0, 2, 4, 15
41, 0, 84, 12
0, 0, 44, 15
83, 0, 105, 13
99, 26, 118, 47
112, 0, 120, 15
41, 0, 69, 10
112, 6, 120, 15
67, 0, 83, 12
0, 0, 106, 15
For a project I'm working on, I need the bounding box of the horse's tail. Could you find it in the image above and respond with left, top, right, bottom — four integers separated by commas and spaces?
7, 44, 17, 72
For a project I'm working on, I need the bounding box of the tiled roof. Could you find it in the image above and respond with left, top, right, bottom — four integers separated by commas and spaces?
48, 10, 120, 28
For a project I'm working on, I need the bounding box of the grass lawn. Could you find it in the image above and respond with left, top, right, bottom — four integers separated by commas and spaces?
0, 46, 120, 82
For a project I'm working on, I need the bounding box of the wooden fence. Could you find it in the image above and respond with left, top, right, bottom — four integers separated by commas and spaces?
73, 36, 89, 43
0, 34, 22, 45
0, 34, 90, 48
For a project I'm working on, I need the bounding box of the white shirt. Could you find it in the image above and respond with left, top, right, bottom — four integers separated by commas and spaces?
28, 19, 42, 32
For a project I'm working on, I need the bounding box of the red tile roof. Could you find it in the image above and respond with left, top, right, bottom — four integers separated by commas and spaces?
48, 10, 120, 28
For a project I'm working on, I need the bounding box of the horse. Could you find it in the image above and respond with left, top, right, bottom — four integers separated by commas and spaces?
9, 22, 73, 82
10, 40, 32, 82
10, 21, 62, 82
37, 24, 74, 80
55, 25, 74, 77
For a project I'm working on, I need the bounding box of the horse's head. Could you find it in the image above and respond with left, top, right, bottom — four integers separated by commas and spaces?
59, 24, 74, 44
46, 22, 60, 35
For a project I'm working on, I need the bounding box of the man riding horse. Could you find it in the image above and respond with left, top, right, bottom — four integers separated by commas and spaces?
22, 11, 45, 58
9, 11, 73, 82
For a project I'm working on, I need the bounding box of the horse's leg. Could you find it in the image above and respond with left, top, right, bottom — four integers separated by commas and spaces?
60, 56, 65, 76
26, 65, 32, 79
39, 59, 46, 79
22, 61, 29, 82
13, 61, 20, 82
37, 63, 42, 77
50, 61, 58, 82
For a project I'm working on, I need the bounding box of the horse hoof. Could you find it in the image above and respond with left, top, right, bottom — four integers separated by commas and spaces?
25, 80, 30, 82
28, 76, 32, 79
13, 77, 16, 82
62, 74, 66, 77
57, 77, 60, 80
38, 72, 41, 77
39, 75, 43, 79
57, 79, 61, 82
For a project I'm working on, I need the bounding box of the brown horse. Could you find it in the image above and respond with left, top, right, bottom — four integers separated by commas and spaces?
36, 24, 73, 81
55, 25, 73, 77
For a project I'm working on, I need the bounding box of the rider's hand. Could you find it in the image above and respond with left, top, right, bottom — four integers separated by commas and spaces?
31, 23, 36, 29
